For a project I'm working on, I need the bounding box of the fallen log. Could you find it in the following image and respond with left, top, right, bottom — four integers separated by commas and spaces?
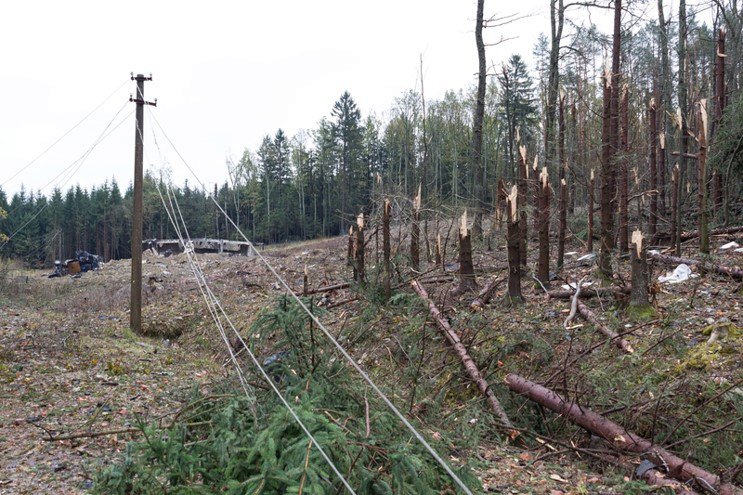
412, 280, 512, 428
504, 374, 742, 495
680, 225, 743, 242
470, 276, 504, 311
577, 300, 634, 354
548, 286, 631, 300
303, 282, 351, 295
650, 252, 743, 280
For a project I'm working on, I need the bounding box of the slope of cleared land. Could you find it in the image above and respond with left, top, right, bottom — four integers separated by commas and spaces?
0, 229, 741, 494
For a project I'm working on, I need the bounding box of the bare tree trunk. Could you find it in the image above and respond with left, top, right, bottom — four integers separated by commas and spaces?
470, 276, 503, 311
670, 165, 680, 248
630, 230, 650, 308
348, 226, 357, 281
517, 146, 528, 267
504, 374, 742, 495
557, 93, 568, 269
676, 0, 689, 256
355, 215, 365, 283
698, 100, 709, 254
411, 186, 421, 272
506, 186, 523, 303
383, 199, 391, 300
618, 84, 629, 254
537, 168, 551, 284
714, 28, 726, 214
470, 0, 486, 238
588, 168, 595, 252
649, 98, 659, 240
599, 72, 615, 277
458, 211, 478, 292
412, 281, 512, 427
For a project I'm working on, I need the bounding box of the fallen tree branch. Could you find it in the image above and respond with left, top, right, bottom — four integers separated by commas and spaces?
576, 300, 634, 353
470, 276, 504, 311
44, 427, 141, 442
302, 282, 351, 295
680, 225, 743, 242
650, 252, 743, 280
548, 286, 631, 299
411, 280, 512, 428
504, 374, 742, 495
564, 278, 585, 329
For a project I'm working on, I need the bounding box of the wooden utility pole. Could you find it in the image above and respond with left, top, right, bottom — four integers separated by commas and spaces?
130, 73, 155, 334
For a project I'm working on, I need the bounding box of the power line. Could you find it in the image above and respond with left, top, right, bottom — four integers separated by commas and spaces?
149, 169, 356, 494
1, 79, 129, 189
0, 105, 133, 252
148, 109, 475, 495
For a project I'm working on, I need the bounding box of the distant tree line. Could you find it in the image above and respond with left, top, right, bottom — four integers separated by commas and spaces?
1, 0, 742, 267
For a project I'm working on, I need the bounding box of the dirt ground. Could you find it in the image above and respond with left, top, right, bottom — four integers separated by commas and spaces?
1, 231, 741, 494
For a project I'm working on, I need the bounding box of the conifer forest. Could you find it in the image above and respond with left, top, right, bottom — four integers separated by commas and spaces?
0, 0, 742, 494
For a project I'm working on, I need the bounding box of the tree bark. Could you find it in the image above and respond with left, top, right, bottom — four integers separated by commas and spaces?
599, 72, 615, 278
506, 187, 523, 303
588, 168, 595, 253
577, 299, 634, 353
383, 199, 392, 300
517, 146, 529, 267
676, 0, 689, 256
548, 286, 631, 300
538, 168, 551, 284
412, 280, 512, 427
411, 187, 421, 272
557, 93, 568, 269
470, 276, 504, 311
504, 374, 742, 495
630, 230, 650, 307
698, 101, 709, 254
470, 0, 486, 238
619, 84, 629, 254
649, 98, 659, 240
458, 212, 478, 292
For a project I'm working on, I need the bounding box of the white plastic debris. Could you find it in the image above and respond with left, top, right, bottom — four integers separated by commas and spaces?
719, 241, 740, 250
658, 263, 698, 284
648, 249, 661, 256
576, 253, 596, 262
561, 281, 594, 290
734, 247, 743, 254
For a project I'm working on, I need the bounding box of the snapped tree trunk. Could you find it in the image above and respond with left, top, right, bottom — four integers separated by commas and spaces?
537, 168, 551, 285
504, 374, 742, 495
649, 98, 659, 240
411, 186, 421, 272
457, 211, 478, 292
383, 199, 392, 300
697, 100, 709, 254
517, 146, 528, 267
355, 214, 366, 283
630, 230, 650, 308
506, 186, 523, 303
412, 280, 512, 428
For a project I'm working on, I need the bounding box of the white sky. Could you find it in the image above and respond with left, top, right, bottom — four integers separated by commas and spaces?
0, 0, 642, 197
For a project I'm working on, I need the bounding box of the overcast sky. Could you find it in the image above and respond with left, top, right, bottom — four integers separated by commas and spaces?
1, 0, 654, 198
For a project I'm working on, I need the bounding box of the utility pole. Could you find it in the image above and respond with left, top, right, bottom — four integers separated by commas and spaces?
130, 73, 156, 334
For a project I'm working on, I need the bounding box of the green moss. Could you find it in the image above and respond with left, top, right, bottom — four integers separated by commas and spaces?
625, 304, 656, 321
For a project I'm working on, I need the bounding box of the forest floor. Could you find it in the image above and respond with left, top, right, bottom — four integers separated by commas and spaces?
0, 226, 741, 494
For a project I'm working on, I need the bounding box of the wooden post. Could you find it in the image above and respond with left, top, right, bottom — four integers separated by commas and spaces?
506, 186, 523, 303
411, 185, 421, 273
630, 230, 650, 308
457, 210, 477, 292
537, 167, 550, 285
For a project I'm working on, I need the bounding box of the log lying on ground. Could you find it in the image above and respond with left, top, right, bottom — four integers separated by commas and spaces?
412, 280, 512, 428
577, 300, 634, 353
303, 282, 351, 295
505, 374, 743, 495
650, 252, 743, 280
470, 276, 504, 311
680, 225, 743, 242
548, 286, 631, 300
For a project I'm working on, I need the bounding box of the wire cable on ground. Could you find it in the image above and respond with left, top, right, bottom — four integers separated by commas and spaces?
148, 109, 474, 495
149, 172, 357, 494
1, 79, 129, 188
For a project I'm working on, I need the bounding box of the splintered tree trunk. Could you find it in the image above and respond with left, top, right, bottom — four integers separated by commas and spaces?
411, 186, 421, 272
348, 226, 357, 281
630, 230, 650, 307
412, 281, 512, 428
504, 374, 742, 495
382, 199, 392, 300
698, 100, 709, 254
714, 28, 726, 213
517, 146, 528, 267
649, 98, 658, 240
618, 84, 629, 254
506, 186, 523, 303
537, 168, 551, 285
599, 72, 615, 278
557, 94, 567, 269
588, 168, 595, 252
670, 165, 680, 248
355, 214, 365, 283
496, 178, 507, 230
458, 211, 478, 292
658, 131, 667, 219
